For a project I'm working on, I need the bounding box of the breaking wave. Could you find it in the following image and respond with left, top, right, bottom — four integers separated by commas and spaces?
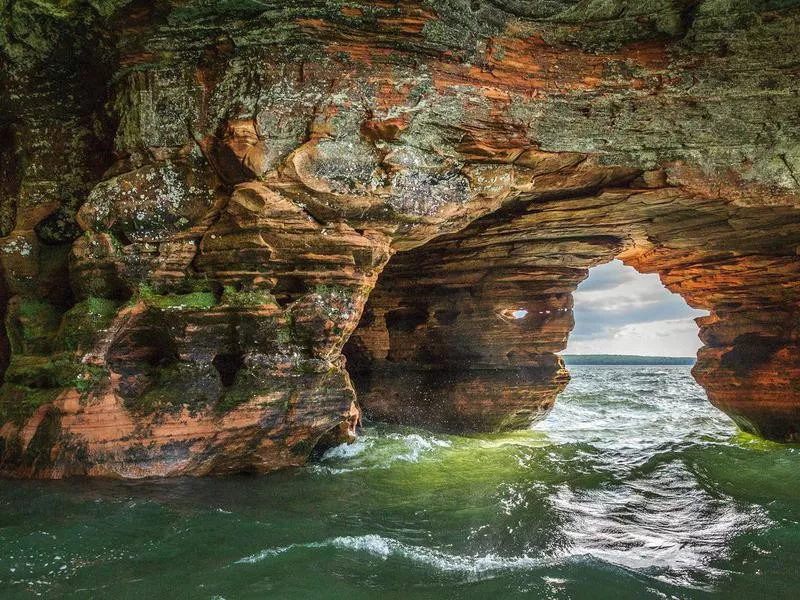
236, 534, 541, 574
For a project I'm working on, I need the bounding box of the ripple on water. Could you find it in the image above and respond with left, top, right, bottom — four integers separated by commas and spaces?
548, 461, 770, 588
2, 365, 799, 599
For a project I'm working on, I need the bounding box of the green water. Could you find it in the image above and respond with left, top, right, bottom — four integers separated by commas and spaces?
2, 366, 800, 599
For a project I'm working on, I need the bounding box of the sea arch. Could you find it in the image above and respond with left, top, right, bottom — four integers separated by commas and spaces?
345, 179, 800, 441
2, 0, 800, 478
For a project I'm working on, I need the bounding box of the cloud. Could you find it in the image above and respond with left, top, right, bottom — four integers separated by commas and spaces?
566, 260, 708, 356
573, 261, 641, 292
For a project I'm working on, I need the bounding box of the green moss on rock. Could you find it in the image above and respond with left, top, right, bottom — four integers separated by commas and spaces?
23, 408, 62, 469
123, 362, 219, 416
1, 0, 130, 62
6, 299, 63, 355
56, 297, 120, 352
0, 384, 62, 428
138, 284, 217, 311
127, 386, 186, 415
289, 438, 313, 456
3, 356, 108, 400
221, 286, 278, 308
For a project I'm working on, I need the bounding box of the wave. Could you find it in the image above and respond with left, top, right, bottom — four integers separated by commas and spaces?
311, 432, 453, 474
385, 433, 452, 462
234, 531, 726, 588
236, 534, 541, 574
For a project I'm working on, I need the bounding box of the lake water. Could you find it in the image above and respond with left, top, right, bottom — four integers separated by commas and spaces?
2, 365, 799, 599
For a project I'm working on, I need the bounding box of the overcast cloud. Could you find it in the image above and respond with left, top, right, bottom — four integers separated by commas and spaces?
566, 260, 708, 357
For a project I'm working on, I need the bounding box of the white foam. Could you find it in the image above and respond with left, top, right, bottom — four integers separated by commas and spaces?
387, 433, 452, 462
236, 534, 539, 575
313, 432, 453, 474
236, 541, 325, 564
320, 437, 373, 461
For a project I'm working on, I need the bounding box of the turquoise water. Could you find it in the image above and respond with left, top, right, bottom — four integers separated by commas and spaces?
2, 366, 800, 599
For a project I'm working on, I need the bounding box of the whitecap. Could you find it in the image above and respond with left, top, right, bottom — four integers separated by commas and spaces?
235, 534, 540, 575
386, 433, 452, 462
313, 431, 452, 474
320, 437, 373, 461
236, 541, 325, 564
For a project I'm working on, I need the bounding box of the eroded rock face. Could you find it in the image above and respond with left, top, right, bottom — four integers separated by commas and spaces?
0, 0, 799, 477
347, 183, 800, 437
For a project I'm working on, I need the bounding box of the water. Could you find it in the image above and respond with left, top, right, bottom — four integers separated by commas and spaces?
2, 365, 800, 599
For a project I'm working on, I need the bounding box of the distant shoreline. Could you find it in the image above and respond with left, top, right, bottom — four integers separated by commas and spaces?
561, 354, 695, 366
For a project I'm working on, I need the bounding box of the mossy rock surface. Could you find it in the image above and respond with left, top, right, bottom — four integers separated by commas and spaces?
221, 286, 278, 308
56, 297, 121, 352
4, 355, 106, 393
123, 362, 221, 416
23, 408, 62, 470
0, 384, 62, 428
5, 299, 63, 355
137, 285, 217, 311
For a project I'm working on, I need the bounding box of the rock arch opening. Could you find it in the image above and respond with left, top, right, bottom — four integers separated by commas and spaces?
346, 185, 800, 443
565, 259, 707, 359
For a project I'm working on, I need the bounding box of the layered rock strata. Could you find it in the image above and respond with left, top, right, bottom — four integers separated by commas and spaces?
347, 180, 800, 438
0, 0, 799, 477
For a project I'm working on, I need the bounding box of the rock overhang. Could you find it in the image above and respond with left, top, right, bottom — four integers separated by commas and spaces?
0, 0, 798, 477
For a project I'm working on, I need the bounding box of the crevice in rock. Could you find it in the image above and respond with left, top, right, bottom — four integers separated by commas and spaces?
722, 334, 784, 376
107, 311, 181, 403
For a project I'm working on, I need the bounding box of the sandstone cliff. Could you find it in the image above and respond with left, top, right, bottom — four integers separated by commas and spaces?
0, 0, 799, 477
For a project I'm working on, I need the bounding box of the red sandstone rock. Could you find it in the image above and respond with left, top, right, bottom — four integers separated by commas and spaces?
1, 1, 799, 477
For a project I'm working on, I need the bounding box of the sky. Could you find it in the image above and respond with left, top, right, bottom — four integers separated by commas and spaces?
565, 260, 708, 357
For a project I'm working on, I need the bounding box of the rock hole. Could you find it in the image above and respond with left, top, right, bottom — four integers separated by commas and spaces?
566, 259, 707, 357
272, 276, 308, 307
213, 352, 244, 387
109, 313, 177, 365
385, 306, 429, 333
108, 319, 178, 370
